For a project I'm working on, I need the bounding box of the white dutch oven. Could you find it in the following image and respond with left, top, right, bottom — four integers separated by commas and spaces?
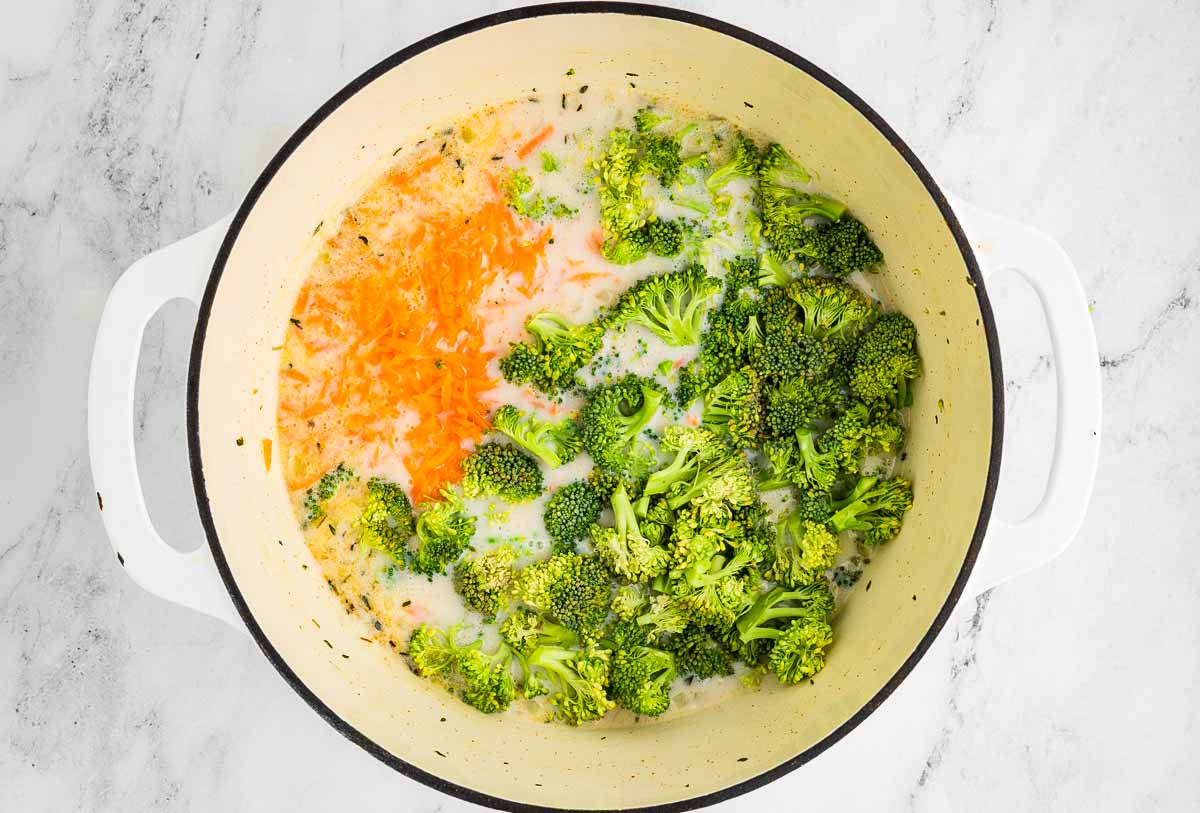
88, 5, 1101, 810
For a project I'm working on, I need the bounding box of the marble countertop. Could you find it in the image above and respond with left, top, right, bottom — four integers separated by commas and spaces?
2, 1, 1197, 810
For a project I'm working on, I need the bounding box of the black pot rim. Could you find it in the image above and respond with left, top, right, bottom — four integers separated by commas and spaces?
187, 4, 1004, 811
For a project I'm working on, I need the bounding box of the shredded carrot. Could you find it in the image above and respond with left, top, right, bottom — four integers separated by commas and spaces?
567, 270, 614, 283
516, 124, 555, 159
262, 438, 273, 472
277, 153, 550, 502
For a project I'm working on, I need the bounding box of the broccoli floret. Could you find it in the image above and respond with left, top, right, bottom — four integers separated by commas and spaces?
611, 583, 648, 621
607, 638, 676, 716
579, 375, 666, 473
764, 511, 839, 588
492, 404, 581, 468
501, 168, 575, 220
819, 402, 905, 474
706, 131, 761, 192
763, 376, 843, 439
849, 312, 920, 407
612, 263, 721, 346
757, 178, 848, 262
751, 287, 851, 382
525, 644, 615, 724
793, 487, 834, 524
408, 624, 516, 713
661, 445, 757, 516
758, 252, 795, 288
701, 367, 765, 446
642, 130, 706, 188
499, 311, 606, 394
636, 593, 691, 638
514, 553, 613, 638
757, 439, 797, 492
500, 607, 577, 657
502, 609, 614, 723
453, 544, 517, 619
675, 290, 761, 404
356, 477, 415, 561
827, 475, 914, 545
642, 425, 726, 499
786, 276, 877, 338
633, 106, 671, 133
807, 217, 883, 276
461, 443, 544, 503
455, 641, 519, 713
407, 624, 460, 680
645, 218, 684, 257
723, 256, 761, 292
543, 480, 603, 554
757, 143, 811, 188
673, 540, 765, 628
758, 180, 847, 229
592, 128, 654, 264
788, 428, 839, 494
411, 490, 476, 575
663, 623, 735, 679
735, 581, 833, 641
302, 462, 355, 525
735, 582, 838, 685
589, 483, 670, 583
768, 616, 834, 685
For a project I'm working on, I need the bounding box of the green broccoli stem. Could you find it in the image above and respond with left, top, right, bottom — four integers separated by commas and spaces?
735, 584, 827, 641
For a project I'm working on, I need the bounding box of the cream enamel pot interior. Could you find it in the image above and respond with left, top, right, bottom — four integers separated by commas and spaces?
87, 5, 1102, 811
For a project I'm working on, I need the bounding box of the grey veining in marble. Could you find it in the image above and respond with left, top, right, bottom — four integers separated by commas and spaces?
2, 1, 1199, 810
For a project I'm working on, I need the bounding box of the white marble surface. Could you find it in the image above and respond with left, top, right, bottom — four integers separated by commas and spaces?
2, 0, 1198, 810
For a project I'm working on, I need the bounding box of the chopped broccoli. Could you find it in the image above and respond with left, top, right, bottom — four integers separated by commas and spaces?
612, 263, 722, 346
501, 608, 614, 723
499, 311, 606, 394
356, 477, 415, 561
673, 536, 766, 628
645, 218, 684, 257
453, 544, 517, 619
501, 168, 574, 220
757, 143, 811, 188
491, 404, 581, 468
633, 106, 671, 133
408, 624, 516, 713
514, 553, 613, 638
663, 624, 735, 679
706, 131, 761, 192
763, 376, 843, 439
807, 217, 883, 277
606, 635, 676, 716
764, 512, 839, 588
828, 475, 914, 545
579, 375, 666, 473
786, 276, 877, 338
525, 644, 615, 724
850, 312, 920, 407
461, 442, 544, 503
735, 581, 833, 641
768, 616, 834, 685
302, 462, 355, 525
589, 483, 670, 583
542, 480, 601, 555
411, 490, 476, 576
723, 256, 762, 292
819, 401, 905, 474
701, 367, 765, 446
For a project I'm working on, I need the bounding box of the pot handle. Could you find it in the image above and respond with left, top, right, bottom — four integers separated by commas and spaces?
946, 195, 1102, 596
88, 214, 247, 634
